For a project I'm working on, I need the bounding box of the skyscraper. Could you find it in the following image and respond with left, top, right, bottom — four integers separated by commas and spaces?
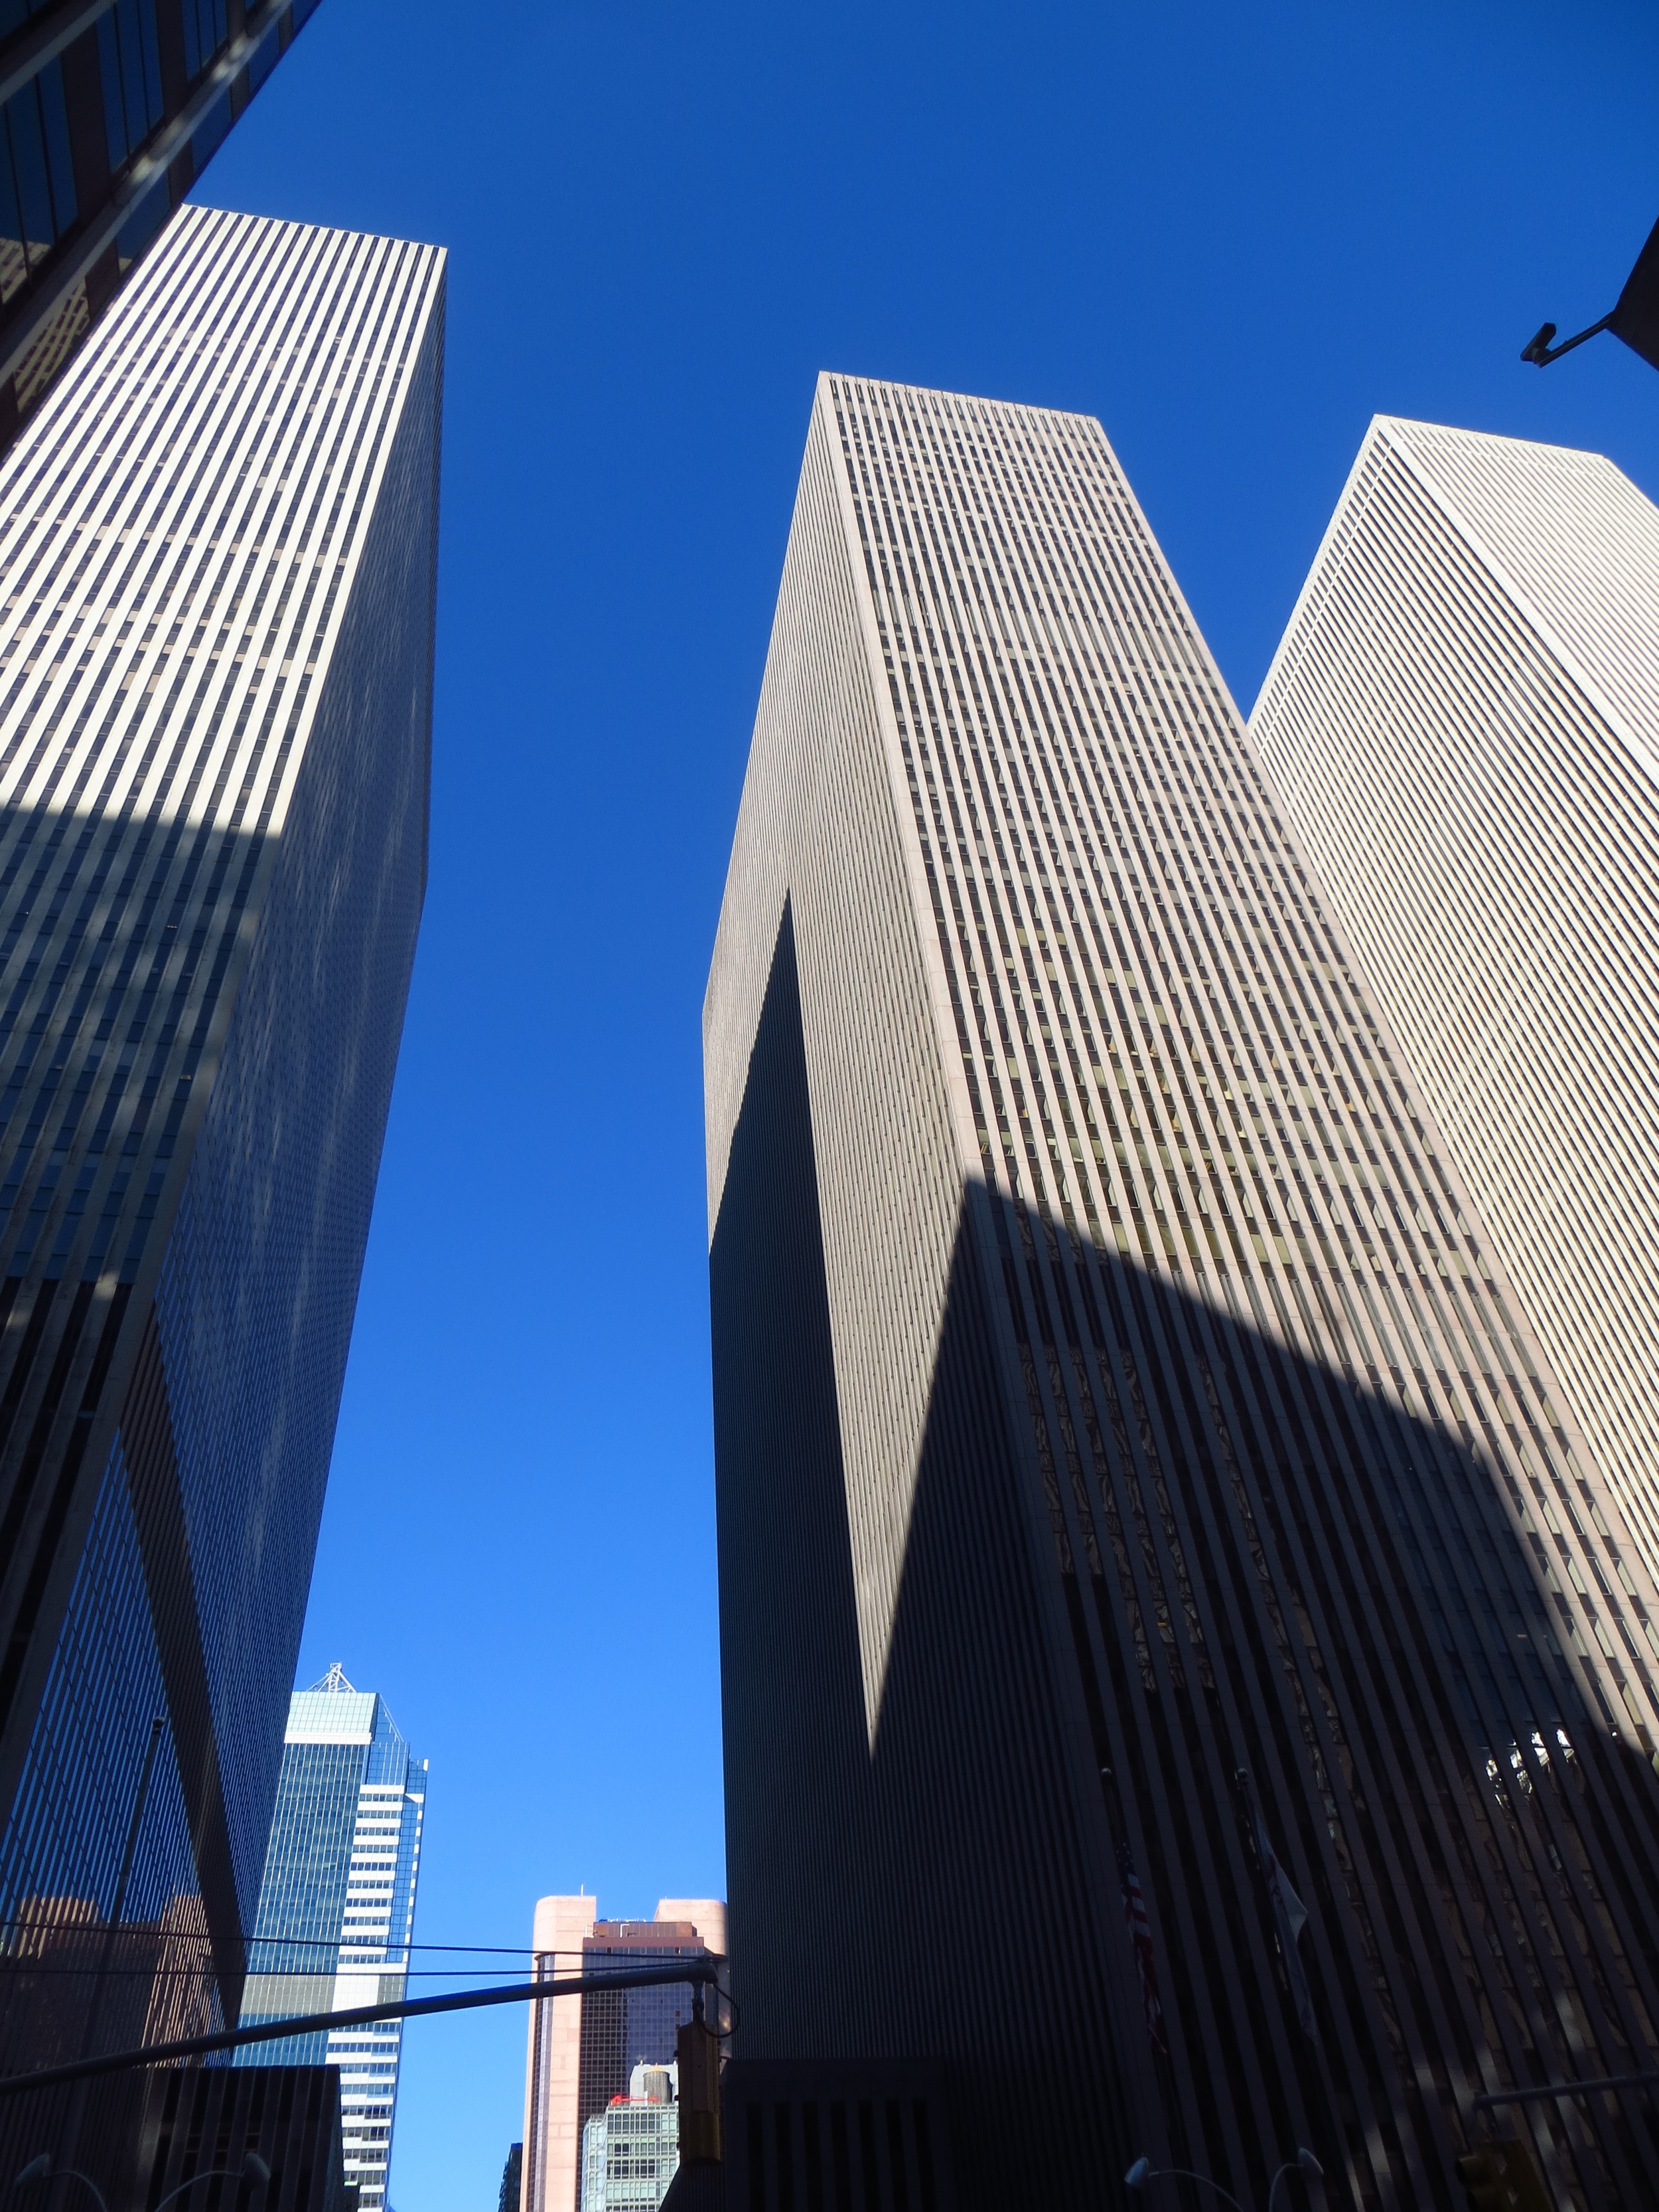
0, 202, 442, 2154
522, 1899, 725, 2212
500, 2141, 525, 2212
705, 374, 1659, 2211
238, 1668, 427, 2212
1250, 417, 1659, 1594
0, 0, 325, 449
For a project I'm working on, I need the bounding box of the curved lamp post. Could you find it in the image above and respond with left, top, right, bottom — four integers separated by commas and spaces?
1521, 215, 1659, 374
15, 2150, 271, 2212
1124, 2146, 1323, 2211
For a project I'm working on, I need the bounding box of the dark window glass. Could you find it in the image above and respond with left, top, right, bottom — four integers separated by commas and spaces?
117, 0, 145, 153
0, 130, 22, 303
98, 0, 163, 175
138, 0, 161, 118
98, 15, 125, 171
37, 58, 74, 232
182, 0, 228, 83
0, 0, 54, 36
5, 82, 52, 259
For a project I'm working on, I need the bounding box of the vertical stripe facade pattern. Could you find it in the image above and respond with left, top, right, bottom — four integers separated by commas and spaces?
705, 376, 1659, 2212
0, 202, 443, 2129
1250, 417, 1659, 1599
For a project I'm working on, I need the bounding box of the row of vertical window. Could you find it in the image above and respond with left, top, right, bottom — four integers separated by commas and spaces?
99, 0, 163, 172
836, 376, 1657, 1763
103, 0, 229, 173
0, 0, 234, 311
181, 0, 228, 82
0, 0, 53, 42
824, 386, 1658, 2198
0, 60, 74, 304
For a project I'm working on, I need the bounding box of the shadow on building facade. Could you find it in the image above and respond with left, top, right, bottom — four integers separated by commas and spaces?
711, 901, 1659, 2212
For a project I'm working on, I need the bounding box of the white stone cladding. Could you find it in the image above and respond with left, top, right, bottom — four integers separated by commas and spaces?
1251, 416, 1659, 1584
706, 376, 1659, 2209
705, 383, 969, 1739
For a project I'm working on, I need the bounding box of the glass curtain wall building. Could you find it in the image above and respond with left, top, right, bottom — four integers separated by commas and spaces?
705, 374, 1659, 2212
0, 202, 443, 2174
1250, 418, 1659, 1599
239, 1668, 427, 2212
0, 0, 323, 447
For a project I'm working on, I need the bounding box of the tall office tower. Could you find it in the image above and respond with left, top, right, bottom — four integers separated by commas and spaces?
1250, 418, 1659, 1598
0, 200, 443, 2160
238, 1669, 428, 2211
705, 374, 1659, 2212
522, 1899, 725, 2212
0, 0, 323, 449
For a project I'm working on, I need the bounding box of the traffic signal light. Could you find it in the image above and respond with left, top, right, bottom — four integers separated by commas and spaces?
677, 2015, 723, 2164
1454, 2139, 1552, 2212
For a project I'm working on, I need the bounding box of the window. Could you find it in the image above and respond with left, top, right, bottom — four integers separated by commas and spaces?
0, 0, 56, 40
98, 0, 163, 173
0, 58, 76, 302
181, 0, 228, 82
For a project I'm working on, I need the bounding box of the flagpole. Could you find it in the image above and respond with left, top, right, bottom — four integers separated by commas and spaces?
1236, 1767, 1319, 2043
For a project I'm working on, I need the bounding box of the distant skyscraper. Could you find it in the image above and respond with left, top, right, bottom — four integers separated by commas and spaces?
579, 2059, 679, 2212
0, 0, 325, 447
0, 202, 442, 2148
1250, 416, 1659, 1593
239, 1670, 427, 2212
499, 2142, 524, 2212
705, 374, 1659, 2211
522, 1899, 724, 2212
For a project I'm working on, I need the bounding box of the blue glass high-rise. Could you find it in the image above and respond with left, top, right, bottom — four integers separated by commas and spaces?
0, 200, 443, 2161
238, 1670, 427, 2212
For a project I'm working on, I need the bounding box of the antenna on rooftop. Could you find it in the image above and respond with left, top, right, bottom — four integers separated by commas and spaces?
309, 1662, 356, 1694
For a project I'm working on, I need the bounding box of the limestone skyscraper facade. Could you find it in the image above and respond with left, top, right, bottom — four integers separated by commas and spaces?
705, 375, 1659, 2211
1251, 416, 1659, 1595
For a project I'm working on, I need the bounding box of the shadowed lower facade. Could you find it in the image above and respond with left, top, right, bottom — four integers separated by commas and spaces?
703, 375, 1659, 2212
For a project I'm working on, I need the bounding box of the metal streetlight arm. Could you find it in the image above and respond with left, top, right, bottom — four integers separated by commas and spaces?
0, 1960, 721, 2100
1125, 2161, 1248, 2212
12, 2162, 110, 2212
149, 2155, 270, 2212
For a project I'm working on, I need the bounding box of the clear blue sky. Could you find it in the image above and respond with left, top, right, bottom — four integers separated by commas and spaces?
191, 1, 1659, 2203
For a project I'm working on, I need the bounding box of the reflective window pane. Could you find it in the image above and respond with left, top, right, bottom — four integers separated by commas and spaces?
117, 0, 145, 155
0, 133, 24, 303
138, 0, 161, 124
38, 60, 75, 234
5, 83, 52, 264
98, 13, 127, 171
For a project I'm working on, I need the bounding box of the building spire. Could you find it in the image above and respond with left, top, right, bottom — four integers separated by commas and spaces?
309, 1662, 357, 1694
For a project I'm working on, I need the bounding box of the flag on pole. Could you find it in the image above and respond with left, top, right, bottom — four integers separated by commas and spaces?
1251, 1800, 1319, 2041
1116, 1838, 1168, 2053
